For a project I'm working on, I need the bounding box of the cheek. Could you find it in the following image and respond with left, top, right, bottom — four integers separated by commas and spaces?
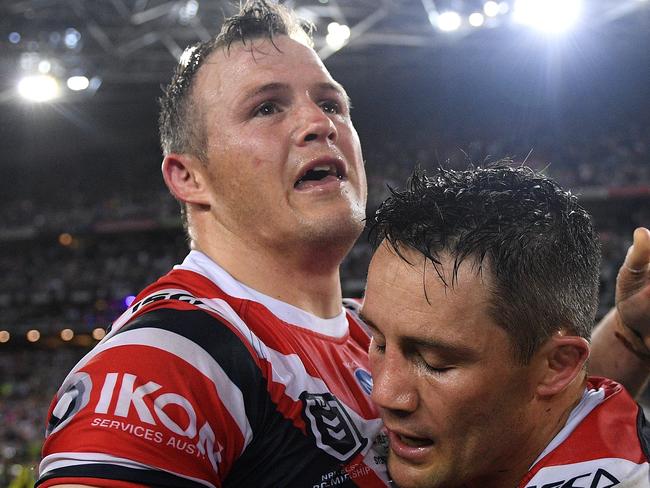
339, 123, 363, 157
421, 381, 489, 430
212, 126, 282, 164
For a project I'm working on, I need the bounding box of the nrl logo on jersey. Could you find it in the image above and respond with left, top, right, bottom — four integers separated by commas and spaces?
301, 392, 367, 461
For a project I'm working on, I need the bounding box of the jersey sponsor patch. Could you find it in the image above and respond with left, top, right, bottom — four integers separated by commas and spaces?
525, 458, 649, 488
46, 367, 224, 472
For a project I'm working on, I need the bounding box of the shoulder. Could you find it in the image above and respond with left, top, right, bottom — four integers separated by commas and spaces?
521, 378, 650, 487
39, 306, 265, 488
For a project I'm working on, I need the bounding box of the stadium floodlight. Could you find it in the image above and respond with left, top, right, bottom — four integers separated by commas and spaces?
326, 22, 351, 50
67, 75, 90, 91
27, 329, 41, 342
469, 12, 485, 27
60, 328, 74, 341
437, 11, 462, 31
64, 27, 81, 49
178, 0, 199, 24
484, 1, 500, 17
92, 328, 106, 340
38, 60, 51, 73
17, 74, 60, 102
513, 0, 582, 33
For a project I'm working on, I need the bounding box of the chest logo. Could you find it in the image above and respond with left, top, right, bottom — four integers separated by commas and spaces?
301, 392, 368, 461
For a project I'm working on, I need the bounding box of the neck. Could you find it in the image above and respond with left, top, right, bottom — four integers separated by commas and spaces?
190, 219, 349, 319
465, 376, 587, 488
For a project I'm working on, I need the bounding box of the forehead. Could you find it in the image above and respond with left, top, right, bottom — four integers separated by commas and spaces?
366, 243, 488, 309
363, 243, 503, 347
193, 35, 340, 103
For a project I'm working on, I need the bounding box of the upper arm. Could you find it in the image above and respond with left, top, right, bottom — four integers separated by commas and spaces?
39, 308, 263, 488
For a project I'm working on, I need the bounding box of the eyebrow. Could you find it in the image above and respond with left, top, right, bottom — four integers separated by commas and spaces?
242, 81, 351, 105
359, 312, 479, 362
241, 82, 288, 100
317, 81, 351, 104
406, 336, 479, 362
359, 311, 378, 333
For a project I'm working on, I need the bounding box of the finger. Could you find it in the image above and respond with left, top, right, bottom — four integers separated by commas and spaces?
625, 227, 650, 273
617, 228, 650, 303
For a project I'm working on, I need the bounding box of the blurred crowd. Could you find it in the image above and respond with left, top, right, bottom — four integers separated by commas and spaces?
1, 120, 649, 483
2, 121, 649, 238
0, 349, 82, 486
0, 232, 189, 338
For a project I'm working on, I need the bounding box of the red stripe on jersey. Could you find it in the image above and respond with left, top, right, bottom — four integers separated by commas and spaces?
259, 356, 309, 434
39, 477, 148, 488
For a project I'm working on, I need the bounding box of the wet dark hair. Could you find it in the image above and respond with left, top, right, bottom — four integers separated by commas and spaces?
371, 162, 601, 364
158, 0, 314, 160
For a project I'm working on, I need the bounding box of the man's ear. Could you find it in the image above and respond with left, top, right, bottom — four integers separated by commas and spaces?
161, 153, 211, 207
536, 334, 590, 397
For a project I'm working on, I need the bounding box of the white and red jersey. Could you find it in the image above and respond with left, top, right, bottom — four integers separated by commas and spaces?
520, 377, 650, 488
37, 251, 389, 488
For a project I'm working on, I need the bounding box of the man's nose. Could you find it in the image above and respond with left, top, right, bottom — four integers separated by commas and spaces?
294, 102, 338, 145
370, 349, 418, 415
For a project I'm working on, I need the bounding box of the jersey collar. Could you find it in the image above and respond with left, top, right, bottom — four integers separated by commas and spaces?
175, 250, 349, 339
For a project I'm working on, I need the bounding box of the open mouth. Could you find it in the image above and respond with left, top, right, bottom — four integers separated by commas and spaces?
396, 434, 433, 448
294, 162, 344, 189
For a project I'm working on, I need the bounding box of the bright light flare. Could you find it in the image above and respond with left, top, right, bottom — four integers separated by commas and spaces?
437, 11, 462, 32
38, 60, 51, 73
484, 1, 500, 17
469, 12, 485, 27
64, 28, 81, 49
513, 0, 582, 33
325, 22, 351, 50
178, 0, 199, 24
67, 75, 89, 91
17, 74, 60, 102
